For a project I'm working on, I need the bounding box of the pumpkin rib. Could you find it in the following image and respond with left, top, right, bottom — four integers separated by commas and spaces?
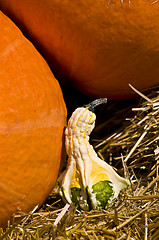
0, 0, 158, 98
0, 11, 67, 227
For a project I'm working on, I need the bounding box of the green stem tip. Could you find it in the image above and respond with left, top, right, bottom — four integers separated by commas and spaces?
84, 98, 107, 112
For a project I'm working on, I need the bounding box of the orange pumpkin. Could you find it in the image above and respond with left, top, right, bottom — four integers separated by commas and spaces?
0, 11, 67, 227
0, 0, 158, 99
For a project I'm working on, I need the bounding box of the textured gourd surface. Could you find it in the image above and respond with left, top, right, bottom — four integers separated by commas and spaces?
0, 11, 67, 227
0, 0, 158, 98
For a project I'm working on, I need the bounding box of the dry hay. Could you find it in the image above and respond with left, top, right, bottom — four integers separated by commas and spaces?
0, 87, 159, 240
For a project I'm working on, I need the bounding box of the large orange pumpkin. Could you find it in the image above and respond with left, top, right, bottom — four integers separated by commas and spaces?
0, 0, 158, 99
0, 11, 67, 227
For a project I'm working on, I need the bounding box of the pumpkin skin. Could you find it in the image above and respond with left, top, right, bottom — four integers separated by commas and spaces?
0, 0, 159, 99
0, 11, 67, 227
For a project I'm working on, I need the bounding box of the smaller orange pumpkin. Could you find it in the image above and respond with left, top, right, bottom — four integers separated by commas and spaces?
0, 11, 67, 227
